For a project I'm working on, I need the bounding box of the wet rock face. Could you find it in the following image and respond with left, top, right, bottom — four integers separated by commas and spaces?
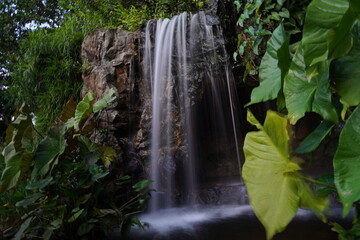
81, 29, 142, 136
80, 10, 243, 186
80, 29, 146, 176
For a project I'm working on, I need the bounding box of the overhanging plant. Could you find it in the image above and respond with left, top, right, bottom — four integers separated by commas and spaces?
242, 0, 360, 239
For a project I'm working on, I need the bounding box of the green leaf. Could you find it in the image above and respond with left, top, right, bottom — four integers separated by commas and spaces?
247, 24, 290, 106
0, 108, 35, 193
16, 193, 43, 207
93, 88, 116, 113
89, 165, 108, 182
42, 229, 54, 240
328, 0, 360, 60
66, 91, 94, 131
21, 125, 34, 153
0, 147, 22, 193
332, 220, 360, 239
100, 146, 116, 168
334, 105, 360, 217
78, 136, 101, 165
6, 103, 33, 152
13, 217, 33, 240
26, 177, 53, 190
79, 193, 92, 204
133, 179, 153, 192
32, 124, 66, 178
284, 46, 337, 124
295, 121, 334, 154
94, 208, 117, 217
302, 0, 349, 66
332, 25, 360, 106
68, 208, 85, 223
77, 222, 94, 236
243, 110, 328, 239
315, 174, 337, 198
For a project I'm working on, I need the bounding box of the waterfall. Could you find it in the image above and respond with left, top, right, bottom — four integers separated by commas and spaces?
143, 11, 241, 212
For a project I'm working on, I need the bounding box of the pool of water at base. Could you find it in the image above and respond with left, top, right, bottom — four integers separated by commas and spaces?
109, 205, 351, 240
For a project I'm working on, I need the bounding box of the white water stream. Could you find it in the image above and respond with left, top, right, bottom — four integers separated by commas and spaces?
143, 11, 241, 212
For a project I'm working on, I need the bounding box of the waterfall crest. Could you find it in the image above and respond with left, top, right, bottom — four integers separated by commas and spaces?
143, 11, 241, 212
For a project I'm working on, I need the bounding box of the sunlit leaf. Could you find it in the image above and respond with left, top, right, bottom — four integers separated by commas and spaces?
243, 110, 328, 239
100, 146, 117, 168
334, 106, 360, 216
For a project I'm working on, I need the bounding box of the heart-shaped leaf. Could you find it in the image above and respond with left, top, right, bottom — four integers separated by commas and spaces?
243, 110, 328, 239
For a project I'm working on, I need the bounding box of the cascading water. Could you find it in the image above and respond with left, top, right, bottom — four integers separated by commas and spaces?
143, 11, 241, 212
119, 8, 343, 240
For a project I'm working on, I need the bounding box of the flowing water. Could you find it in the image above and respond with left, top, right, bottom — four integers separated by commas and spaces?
143, 11, 241, 212
117, 10, 350, 240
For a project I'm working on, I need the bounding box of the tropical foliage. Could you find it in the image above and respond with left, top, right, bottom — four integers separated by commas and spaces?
0, 90, 151, 239
233, 0, 311, 81
1, 0, 207, 135
242, 0, 360, 239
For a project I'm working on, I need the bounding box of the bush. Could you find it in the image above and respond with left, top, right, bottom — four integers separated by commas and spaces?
0, 90, 151, 239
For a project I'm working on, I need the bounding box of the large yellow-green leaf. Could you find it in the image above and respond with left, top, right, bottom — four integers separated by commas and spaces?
332, 25, 360, 106
247, 24, 290, 105
334, 106, 360, 217
302, 0, 349, 66
284, 46, 337, 124
243, 110, 328, 239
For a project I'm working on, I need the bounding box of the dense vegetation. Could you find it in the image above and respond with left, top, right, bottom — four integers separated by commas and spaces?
240, 0, 360, 239
0, 0, 205, 238
1, 0, 360, 239
0, 0, 206, 134
0, 89, 153, 239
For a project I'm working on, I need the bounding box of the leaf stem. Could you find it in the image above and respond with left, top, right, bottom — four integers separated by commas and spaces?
298, 175, 337, 189
32, 125, 44, 139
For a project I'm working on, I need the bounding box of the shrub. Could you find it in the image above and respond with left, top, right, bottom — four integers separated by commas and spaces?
0, 90, 151, 239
